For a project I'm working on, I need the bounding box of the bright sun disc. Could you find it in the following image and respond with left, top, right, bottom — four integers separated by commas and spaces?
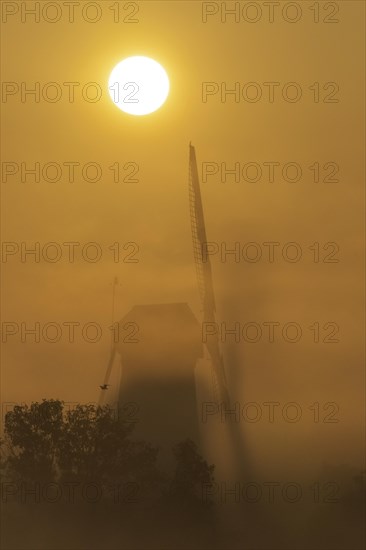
108, 56, 170, 116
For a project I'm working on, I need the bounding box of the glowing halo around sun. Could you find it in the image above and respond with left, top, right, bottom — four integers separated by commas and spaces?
108, 56, 170, 116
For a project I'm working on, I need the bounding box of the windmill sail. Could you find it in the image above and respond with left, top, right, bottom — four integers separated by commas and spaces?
98, 276, 119, 407
188, 143, 229, 406
189, 143, 249, 476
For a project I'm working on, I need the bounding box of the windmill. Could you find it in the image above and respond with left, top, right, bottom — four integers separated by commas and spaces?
97, 144, 247, 474
99, 145, 230, 410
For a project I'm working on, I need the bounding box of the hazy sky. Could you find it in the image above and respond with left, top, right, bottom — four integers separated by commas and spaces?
1, 1, 364, 476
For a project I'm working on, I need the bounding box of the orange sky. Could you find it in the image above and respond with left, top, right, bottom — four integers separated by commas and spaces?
1, 1, 365, 477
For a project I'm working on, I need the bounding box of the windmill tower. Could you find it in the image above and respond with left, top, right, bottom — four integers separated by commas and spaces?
115, 303, 202, 454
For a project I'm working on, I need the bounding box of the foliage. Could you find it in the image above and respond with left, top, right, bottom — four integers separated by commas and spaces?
2, 400, 215, 507
168, 439, 215, 508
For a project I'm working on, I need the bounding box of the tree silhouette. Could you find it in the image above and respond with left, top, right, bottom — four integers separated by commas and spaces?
2, 400, 215, 507
2, 400, 159, 493
58, 402, 159, 487
168, 439, 215, 508
3, 399, 63, 482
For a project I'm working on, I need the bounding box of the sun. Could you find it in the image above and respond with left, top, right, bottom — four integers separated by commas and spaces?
108, 56, 170, 116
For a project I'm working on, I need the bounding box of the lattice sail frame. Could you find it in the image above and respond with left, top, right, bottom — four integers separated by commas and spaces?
188, 144, 230, 405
